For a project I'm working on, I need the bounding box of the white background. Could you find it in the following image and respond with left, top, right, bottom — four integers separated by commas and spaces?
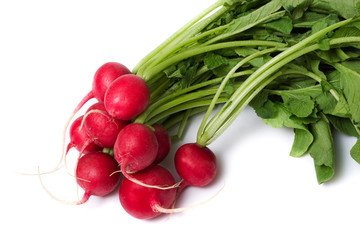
1, 1, 360, 239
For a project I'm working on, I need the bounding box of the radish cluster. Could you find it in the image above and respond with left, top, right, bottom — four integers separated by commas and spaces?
51, 62, 218, 219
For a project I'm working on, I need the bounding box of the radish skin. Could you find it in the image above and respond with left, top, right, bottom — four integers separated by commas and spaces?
66, 115, 102, 155
38, 152, 121, 205
84, 102, 128, 148
53, 62, 130, 174
92, 62, 131, 102
175, 143, 217, 188
152, 124, 171, 164
104, 74, 150, 120
114, 123, 159, 173
76, 152, 121, 204
119, 165, 177, 219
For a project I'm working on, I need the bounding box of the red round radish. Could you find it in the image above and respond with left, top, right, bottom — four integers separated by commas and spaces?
66, 115, 102, 155
42, 62, 130, 175
119, 164, 177, 219
114, 123, 158, 173
104, 74, 150, 120
152, 124, 171, 164
84, 102, 128, 148
175, 143, 217, 187
92, 62, 131, 102
76, 152, 121, 204
67, 62, 131, 122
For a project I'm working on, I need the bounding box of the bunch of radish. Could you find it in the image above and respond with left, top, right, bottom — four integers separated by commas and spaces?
37, 0, 360, 221
53, 61, 218, 220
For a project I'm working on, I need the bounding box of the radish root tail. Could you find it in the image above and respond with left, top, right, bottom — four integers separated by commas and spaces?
121, 162, 182, 190
17, 91, 94, 176
37, 166, 91, 205
153, 181, 225, 214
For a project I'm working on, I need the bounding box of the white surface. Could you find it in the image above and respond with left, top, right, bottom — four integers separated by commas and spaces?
1, 1, 359, 239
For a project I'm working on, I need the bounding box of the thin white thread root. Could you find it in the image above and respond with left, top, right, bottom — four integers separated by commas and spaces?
122, 163, 183, 190
79, 109, 109, 131
37, 166, 86, 205
153, 181, 225, 214
109, 169, 122, 177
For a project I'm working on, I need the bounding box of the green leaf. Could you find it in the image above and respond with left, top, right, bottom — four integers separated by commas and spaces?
293, 11, 328, 28
281, 92, 315, 118
333, 26, 360, 38
333, 63, 360, 123
327, 115, 360, 137
254, 99, 277, 119
318, 38, 330, 50
311, 0, 360, 19
204, 52, 229, 70
211, 58, 243, 77
280, 0, 312, 19
249, 90, 269, 109
234, 47, 258, 57
332, 95, 352, 117
351, 138, 360, 164
312, 18, 329, 34
341, 60, 360, 74
261, 102, 314, 156
305, 55, 327, 80
210, 0, 283, 43
316, 91, 339, 114
291, 128, 314, 157
265, 16, 293, 34
308, 114, 335, 184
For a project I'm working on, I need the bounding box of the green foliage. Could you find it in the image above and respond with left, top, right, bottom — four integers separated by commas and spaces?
135, 0, 360, 184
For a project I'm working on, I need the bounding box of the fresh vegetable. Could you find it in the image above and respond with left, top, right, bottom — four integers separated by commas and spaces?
152, 124, 171, 164
68, 62, 131, 118
119, 164, 177, 219
114, 123, 159, 173
175, 143, 217, 188
133, 0, 360, 184
104, 74, 150, 120
92, 62, 131, 102
75, 152, 121, 204
49, 62, 130, 174
37, 0, 360, 219
83, 102, 128, 148
66, 115, 102, 155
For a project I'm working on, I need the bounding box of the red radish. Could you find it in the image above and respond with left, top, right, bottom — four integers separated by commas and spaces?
119, 165, 177, 219
114, 123, 159, 173
104, 74, 150, 120
175, 143, 217, 188
92, 62, 131, 102
52, 62, 130, 173
66, 115, 102, 155
67, 62, 131, 123
152, 124, 171, 164
76, 152, 121, 204
83, 102, 128, 148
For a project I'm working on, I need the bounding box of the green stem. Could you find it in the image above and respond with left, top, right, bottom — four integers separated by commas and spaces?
197, 47, 283, 140
141, 5, 231, 76
162, 106, 208, 130
147, 89, 220, 120
134, 70, 253, 124
176, 109, 191, 139
142, 40, 287, 80
278, 68, 341, 101
134, 0, 228, 76
197, 24, 360, 146
147, 97, 228, 126
200, 71, 283, 146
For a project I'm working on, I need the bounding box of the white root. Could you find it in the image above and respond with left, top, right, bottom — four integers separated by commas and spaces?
153, 182, 225, 214
37, 166, 90, 205
122, 163, 183, 190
